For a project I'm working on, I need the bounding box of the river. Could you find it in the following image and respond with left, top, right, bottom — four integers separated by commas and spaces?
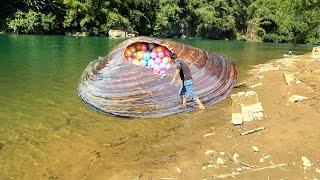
0, 35, 313, 178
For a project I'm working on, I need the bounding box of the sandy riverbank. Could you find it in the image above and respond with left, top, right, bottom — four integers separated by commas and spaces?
100, 47, 320, 179
17, 47, 319, 180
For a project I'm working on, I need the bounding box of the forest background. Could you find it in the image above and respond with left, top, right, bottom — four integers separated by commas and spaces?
0, 0, 319, 44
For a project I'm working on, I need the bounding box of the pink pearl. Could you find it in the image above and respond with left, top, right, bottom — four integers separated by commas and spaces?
158, 51, 165, 58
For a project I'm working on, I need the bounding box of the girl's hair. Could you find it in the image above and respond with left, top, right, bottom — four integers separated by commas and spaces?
170, 53, 177, 59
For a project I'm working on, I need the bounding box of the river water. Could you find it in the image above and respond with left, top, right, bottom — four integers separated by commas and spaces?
0, 35, 313, 178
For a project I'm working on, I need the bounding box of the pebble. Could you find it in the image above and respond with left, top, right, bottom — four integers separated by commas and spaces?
236, 167, 242, 172
220, 152, 225, 156
205, 150, 214, 155
203, 132, 215, 137
288, 95, 308, 103
216, 157, 225, 165
176, 167, 181, 173
259, 155, 270, 162
232, 153, 240, 163
252, 146, 259, 152
301, 156, 312, 169
316, 168, 320, 174
201, 164, 215, 170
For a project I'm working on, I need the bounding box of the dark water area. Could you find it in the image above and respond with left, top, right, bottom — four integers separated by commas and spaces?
0, 35, 313, 178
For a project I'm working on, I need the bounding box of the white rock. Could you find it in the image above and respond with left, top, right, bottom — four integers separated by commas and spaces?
259, 155, 271, 162
236, 167, 242, 172
216, 157, 225, 165
220, 152, 226, 156
176, 167, 181, 173
251, 83, 262, 88
246, 91, 256, 96
203, 132, 215, 137
288, 95, 308, 102
301, 156, 312, 169
252, 146, 259, 152
238, 92, 246, 96
316, 168, 320, 174
232, 153, 240, 163
283, 73, 295, 86
205, 150, 214, 155
232, 113, 243, 125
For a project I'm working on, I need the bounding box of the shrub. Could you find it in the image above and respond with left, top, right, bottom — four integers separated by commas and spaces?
7, 10, 57, 34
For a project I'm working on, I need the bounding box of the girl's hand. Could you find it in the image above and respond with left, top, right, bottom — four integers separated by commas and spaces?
170, 79, 175, 85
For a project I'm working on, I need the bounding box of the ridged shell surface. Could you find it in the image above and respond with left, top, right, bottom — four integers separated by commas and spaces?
77, 37, 237, 118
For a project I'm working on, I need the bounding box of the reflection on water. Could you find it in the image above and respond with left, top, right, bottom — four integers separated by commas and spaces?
0, 35, 313, 178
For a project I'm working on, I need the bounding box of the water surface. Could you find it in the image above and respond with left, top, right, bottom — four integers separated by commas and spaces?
0, 35, 313, 178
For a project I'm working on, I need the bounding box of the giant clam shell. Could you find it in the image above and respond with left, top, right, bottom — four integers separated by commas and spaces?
77, 37, 237, 118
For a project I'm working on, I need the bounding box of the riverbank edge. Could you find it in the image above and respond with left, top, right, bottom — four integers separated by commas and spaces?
0, 32, 319, 45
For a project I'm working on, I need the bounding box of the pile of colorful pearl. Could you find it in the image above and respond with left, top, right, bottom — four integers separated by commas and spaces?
124, 42, 173, 75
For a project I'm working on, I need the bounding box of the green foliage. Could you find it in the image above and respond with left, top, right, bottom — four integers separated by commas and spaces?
1, 0, 319, 44
7, 10, 57, 33
236, 33, 247, 41
41, 13, 57, 31
153, 0, 182, 37
262, 33, 290, 43
307, 37, 320, 45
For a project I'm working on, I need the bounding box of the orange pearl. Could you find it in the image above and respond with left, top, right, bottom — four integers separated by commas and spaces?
124, 49, 133, 57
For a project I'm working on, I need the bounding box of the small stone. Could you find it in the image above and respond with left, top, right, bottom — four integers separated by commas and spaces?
207, 164, 214, 168
232, 153, 240, 163
259, 155, 270, 162
251, 83, 262, 88
316, 168, 320, 174
252, 146, 259, 152
269, 161, 274, 165
301, 156, 312, 169
205, 150, 214, 155
203, 132, 215, 137
284, 73, 295, 86
236, 167, 242, 172
220, 152, 225, 156
216, 157, 225, 165
232, 113, 243, 125
288, 95, 308, 103
176, 167, 181, 173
